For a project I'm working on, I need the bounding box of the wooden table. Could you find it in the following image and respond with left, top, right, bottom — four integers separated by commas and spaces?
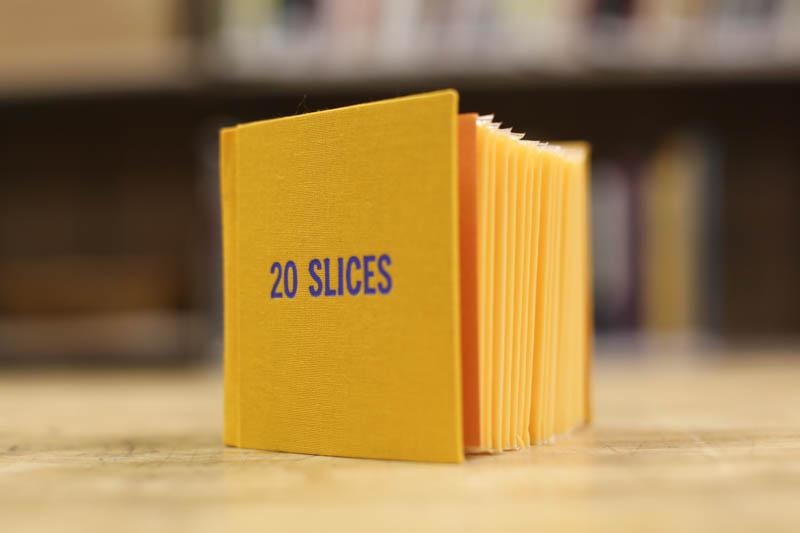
2, 348, 800, 532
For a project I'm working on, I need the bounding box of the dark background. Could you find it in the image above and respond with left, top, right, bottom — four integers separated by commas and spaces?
2, 0, 799, 365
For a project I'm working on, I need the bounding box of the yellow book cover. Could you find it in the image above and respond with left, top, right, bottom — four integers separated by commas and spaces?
222, 90, 465, 463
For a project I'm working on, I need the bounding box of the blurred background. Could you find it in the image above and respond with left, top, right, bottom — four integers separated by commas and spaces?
1, 0, 799, 366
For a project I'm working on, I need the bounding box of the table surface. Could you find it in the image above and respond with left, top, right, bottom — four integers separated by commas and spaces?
2, 347, 800, 532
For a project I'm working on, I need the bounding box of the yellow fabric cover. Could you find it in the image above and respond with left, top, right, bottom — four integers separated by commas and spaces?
222, 91, 464, 462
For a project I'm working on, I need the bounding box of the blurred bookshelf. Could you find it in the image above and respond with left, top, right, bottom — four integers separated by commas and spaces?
0, 0, 196, 99
4, 0, 800, 98
1, 0, 799, 364
207, 0, 800, 88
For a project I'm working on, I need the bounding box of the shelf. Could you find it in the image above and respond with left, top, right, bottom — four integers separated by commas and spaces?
3, 52, 800, 104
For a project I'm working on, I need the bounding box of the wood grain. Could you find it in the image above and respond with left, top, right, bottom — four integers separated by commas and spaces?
2, 349, 799, 532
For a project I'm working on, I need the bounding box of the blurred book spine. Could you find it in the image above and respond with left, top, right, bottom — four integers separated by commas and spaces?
592, 131, 723, 338
591, 160, 639, 331
640, 134, 720, 334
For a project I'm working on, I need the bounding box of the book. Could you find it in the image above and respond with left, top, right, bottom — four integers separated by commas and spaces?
591, 159, 640, 332
641, 133, 722, 335
221, 90, 591, 462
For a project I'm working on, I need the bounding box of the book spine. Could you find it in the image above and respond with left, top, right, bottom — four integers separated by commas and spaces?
220, 128, 240, 446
